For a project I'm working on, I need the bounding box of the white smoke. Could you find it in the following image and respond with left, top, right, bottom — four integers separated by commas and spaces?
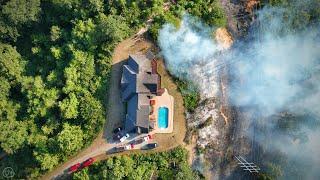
230, 32, 320, 115
158, 5, 320, 179
159, 15, 223, 98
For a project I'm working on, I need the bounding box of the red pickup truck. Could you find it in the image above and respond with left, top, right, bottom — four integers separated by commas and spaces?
81, 158, 95, 168
68, 163, 81, 173
68, 158, 95, 173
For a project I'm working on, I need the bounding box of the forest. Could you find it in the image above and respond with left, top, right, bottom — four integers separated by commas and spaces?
0, 0, 226, 178
72, 147, 203, 180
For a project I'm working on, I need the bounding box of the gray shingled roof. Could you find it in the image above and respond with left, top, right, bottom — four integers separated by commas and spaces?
121, 53, 158, 133
125, 94, 137, 132
129, 54, 151, 72
121, 65, 137, 101
136, 105, 150, 128
127, 56, 138, 73
136, 73, 158, 93
125, 94, 151, 132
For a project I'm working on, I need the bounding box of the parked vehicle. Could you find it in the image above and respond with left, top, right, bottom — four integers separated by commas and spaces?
144, 143, 158, 150
113, 146, 125, 153
134, 134, 153, 145
113, 127, 123, 141
81, 158, 95, 168
68, 163, 81, 173
133, 138, 143, 145
125, 144, 134, 150
112, 143, 134, 153
113, 127, 123, 134
119, 133, 130, 142
113, 132, 123, 141
69, 158, 95, 172
143, 134, 153, 142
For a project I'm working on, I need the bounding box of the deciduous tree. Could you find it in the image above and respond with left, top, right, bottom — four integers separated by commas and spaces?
0, 43, 25, 82
22, 76, 59, 117
0, 0, 40, 41
0, 120, 28, 154
59, 92, 79, 119
34, 152, 59, 171
57, 123, 84, 156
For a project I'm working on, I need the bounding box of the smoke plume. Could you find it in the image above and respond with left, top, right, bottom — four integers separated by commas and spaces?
159, 15, 222, 98
158, 4, 320, 180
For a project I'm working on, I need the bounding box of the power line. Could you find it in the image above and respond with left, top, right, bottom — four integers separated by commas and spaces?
235, 156, 260, 173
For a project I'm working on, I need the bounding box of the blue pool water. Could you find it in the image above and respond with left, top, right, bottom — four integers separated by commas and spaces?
158, 107, 169, 129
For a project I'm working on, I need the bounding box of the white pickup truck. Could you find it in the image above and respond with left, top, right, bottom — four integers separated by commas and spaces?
119, 133, 130, 142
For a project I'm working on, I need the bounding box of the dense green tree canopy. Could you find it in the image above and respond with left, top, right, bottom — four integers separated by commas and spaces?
96, 14, 131, 44
0, 0, 228, 178
73, 147, 203, 180
35, 153, 59, 171
0, 43, 25, 81
57, 123, 84, 156
22, 76, 59, 118
59, 93, 79, 119
0, 119, 28, 154
2, 0, 41, 25
0, 0, 41, 41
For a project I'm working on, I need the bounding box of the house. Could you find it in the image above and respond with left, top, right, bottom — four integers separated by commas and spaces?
121, 53, 174, 134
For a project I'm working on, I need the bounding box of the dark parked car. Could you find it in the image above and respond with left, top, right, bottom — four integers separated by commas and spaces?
112, 127, 124, 141
113, 127, 123, 134
68, 163, 81, 173
81, 158, 95, 168
113, 132, 123, 141
144, 143, 158, 150
113, 146, 125, 153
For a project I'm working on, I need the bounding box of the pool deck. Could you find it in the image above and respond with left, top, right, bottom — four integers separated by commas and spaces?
151, 88, 174, 133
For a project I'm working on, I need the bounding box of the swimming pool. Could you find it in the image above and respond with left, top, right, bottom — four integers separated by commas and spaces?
158, 107, 169, 129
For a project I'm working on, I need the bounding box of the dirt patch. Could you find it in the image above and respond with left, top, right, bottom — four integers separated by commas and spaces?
245, 0, 260, 13
214, 27, 234, 50
150, 59, 187, 151
184, 135, 197, 165
219, 63, 231, 126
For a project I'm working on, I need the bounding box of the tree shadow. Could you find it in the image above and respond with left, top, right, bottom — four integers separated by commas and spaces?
52, 169, 71, 180
102, 60, 127, 142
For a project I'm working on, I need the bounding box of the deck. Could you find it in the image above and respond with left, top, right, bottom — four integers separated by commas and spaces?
150, 88, 174, 134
